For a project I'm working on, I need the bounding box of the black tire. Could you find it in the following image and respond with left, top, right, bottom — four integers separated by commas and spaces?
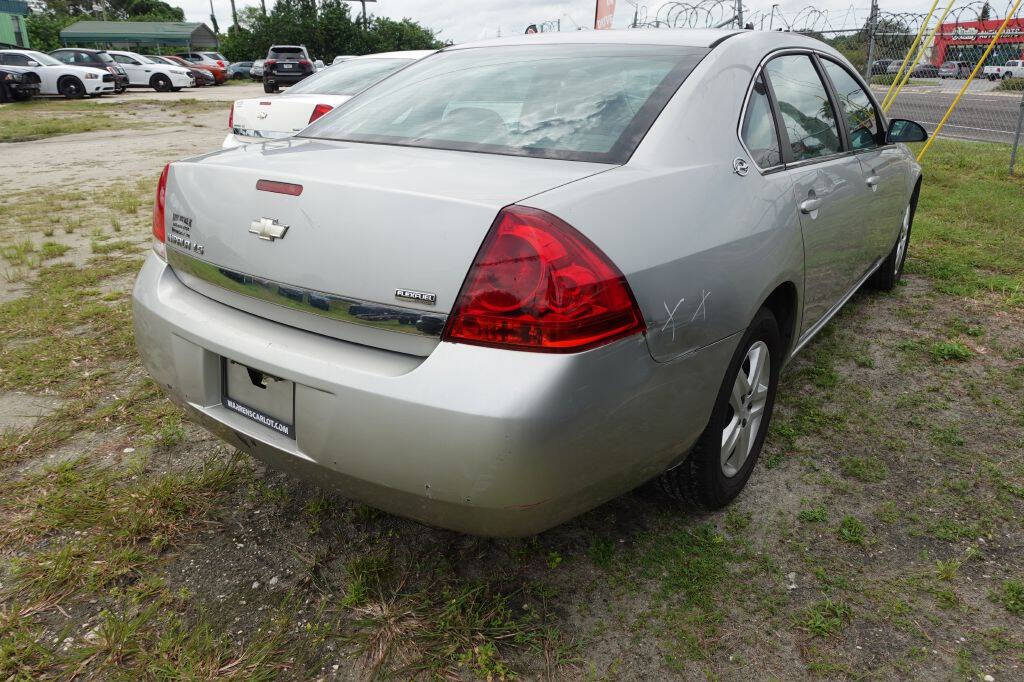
170, 87, 182, 92
263, 81, 278, 93
151, 74, 172, 92
58, 76, 85, 99
868, 184, 920, 291
658, 307, 782, 510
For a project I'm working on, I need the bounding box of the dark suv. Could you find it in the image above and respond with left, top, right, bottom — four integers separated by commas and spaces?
50, 48, 129, 93
263, 45, 314, 93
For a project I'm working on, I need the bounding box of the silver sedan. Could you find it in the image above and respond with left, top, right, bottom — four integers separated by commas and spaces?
133, 29, 927, 535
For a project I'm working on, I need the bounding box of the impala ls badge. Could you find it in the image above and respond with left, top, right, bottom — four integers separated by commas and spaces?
256, 111, 268, 119
249, 217, 289, 241
395, 289, 437, 305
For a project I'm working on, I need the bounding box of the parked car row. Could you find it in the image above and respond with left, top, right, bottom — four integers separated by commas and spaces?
0, 47, 273, 102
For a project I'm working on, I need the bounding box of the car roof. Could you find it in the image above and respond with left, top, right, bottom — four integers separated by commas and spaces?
450, 28, 742, 51
448, 28, 843, 55
350, 50, 435, 60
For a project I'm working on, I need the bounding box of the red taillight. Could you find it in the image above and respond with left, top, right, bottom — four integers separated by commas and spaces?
152, 164, 169, 259
299, 59, 312, 67
228, 103, 234, 130
265, 59, 277, 68
443, 206, 644, 352
308, 103, 333, 123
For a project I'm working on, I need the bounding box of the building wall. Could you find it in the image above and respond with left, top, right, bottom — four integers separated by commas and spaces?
934, 18, 1024, 66
0, 11, 30, 48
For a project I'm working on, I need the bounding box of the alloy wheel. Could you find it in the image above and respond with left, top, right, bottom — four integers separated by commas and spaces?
721, 340, 770, 477
895, 205, 910, 276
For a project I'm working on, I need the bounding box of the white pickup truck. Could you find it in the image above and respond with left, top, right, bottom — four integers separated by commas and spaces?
984, 59, 1023, 80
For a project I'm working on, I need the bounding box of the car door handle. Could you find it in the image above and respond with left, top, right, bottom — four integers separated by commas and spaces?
866, 175, 880, 189
799, 198, 823, 214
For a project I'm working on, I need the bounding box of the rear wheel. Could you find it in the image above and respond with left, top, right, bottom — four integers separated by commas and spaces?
58, 76, 85, 99
658, 307, 781, 509
151, 74, 172, 92
263, 81, 278, 93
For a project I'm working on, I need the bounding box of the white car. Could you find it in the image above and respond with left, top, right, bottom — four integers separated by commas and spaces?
106, 50, 193, 92
0, 49, 114, 98
223, 51, 434, 148
984, 59, 1022, 80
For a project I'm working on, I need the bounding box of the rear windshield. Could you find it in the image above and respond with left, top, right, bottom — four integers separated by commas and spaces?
269, 47, 305, 60
300, 44, 709, 164
286, 58, 411, 96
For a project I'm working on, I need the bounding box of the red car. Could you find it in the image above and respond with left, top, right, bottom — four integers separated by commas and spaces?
167, 54, 226, 84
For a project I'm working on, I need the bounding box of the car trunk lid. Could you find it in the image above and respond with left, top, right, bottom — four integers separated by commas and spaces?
232, 94, 352, 136
164, 139, 611, 355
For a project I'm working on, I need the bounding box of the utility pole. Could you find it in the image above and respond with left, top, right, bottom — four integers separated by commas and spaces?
769, 4, 777, 31
864, 0, 879, 80
260, 0, 266, 16
736, 0, 744, 29
1010, 88, 1024, 175
229, 0, 238, 28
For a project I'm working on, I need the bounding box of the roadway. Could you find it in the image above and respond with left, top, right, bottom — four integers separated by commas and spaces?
873, 83, 1024, 144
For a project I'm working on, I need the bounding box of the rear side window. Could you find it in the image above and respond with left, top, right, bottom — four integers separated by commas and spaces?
740, 74, 782, 168
765, 55, 841, 162
820, 59, 882, 151
301, 44, 709, 164
54, 51, 73, 63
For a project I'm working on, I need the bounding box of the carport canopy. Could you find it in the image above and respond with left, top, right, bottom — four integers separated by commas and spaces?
59, 21, 218, 50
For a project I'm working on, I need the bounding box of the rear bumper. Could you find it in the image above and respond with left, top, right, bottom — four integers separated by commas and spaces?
222, 130, 291, 148
170, 72, 194, 88
132, 252, 736, 535
265, 71, 311, 86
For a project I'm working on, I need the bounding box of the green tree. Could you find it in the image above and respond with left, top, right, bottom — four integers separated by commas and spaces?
218, 0, 442, 62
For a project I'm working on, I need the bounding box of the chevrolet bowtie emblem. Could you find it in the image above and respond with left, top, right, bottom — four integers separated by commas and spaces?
249, 217, 289, 241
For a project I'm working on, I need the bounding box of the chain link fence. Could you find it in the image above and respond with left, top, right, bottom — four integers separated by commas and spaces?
628, 1, 1024, 173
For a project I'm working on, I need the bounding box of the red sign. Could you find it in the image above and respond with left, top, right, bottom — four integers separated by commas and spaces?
594, 0, 616, 30
933, 18, 1024, 64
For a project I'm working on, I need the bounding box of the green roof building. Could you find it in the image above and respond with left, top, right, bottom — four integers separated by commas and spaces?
59, 21, 218, 50
0, 0, 30, 49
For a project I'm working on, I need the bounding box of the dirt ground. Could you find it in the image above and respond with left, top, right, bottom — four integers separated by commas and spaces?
0, 99, 1021, 680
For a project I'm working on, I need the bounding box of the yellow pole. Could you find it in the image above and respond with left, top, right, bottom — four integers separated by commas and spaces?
882, 0, 942, 110
917, 0, 1024, 161
883, 0, 956, 113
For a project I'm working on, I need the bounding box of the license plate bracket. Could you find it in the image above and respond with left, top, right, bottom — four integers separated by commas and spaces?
223, 359, 295, 439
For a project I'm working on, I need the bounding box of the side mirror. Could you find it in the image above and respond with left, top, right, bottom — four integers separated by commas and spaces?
27, 60, 39, 67
886, 119, 928, 144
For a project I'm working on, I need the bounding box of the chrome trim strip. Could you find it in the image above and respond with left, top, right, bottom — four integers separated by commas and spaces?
789, 257, 882, 359
167, 248, 447, 338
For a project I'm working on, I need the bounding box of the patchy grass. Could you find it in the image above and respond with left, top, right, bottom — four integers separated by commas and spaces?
908, 140, 1024, 302
0, 134, 1021, 680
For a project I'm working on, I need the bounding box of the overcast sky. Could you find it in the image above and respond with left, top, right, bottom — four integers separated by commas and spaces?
180, 1, 923, 46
